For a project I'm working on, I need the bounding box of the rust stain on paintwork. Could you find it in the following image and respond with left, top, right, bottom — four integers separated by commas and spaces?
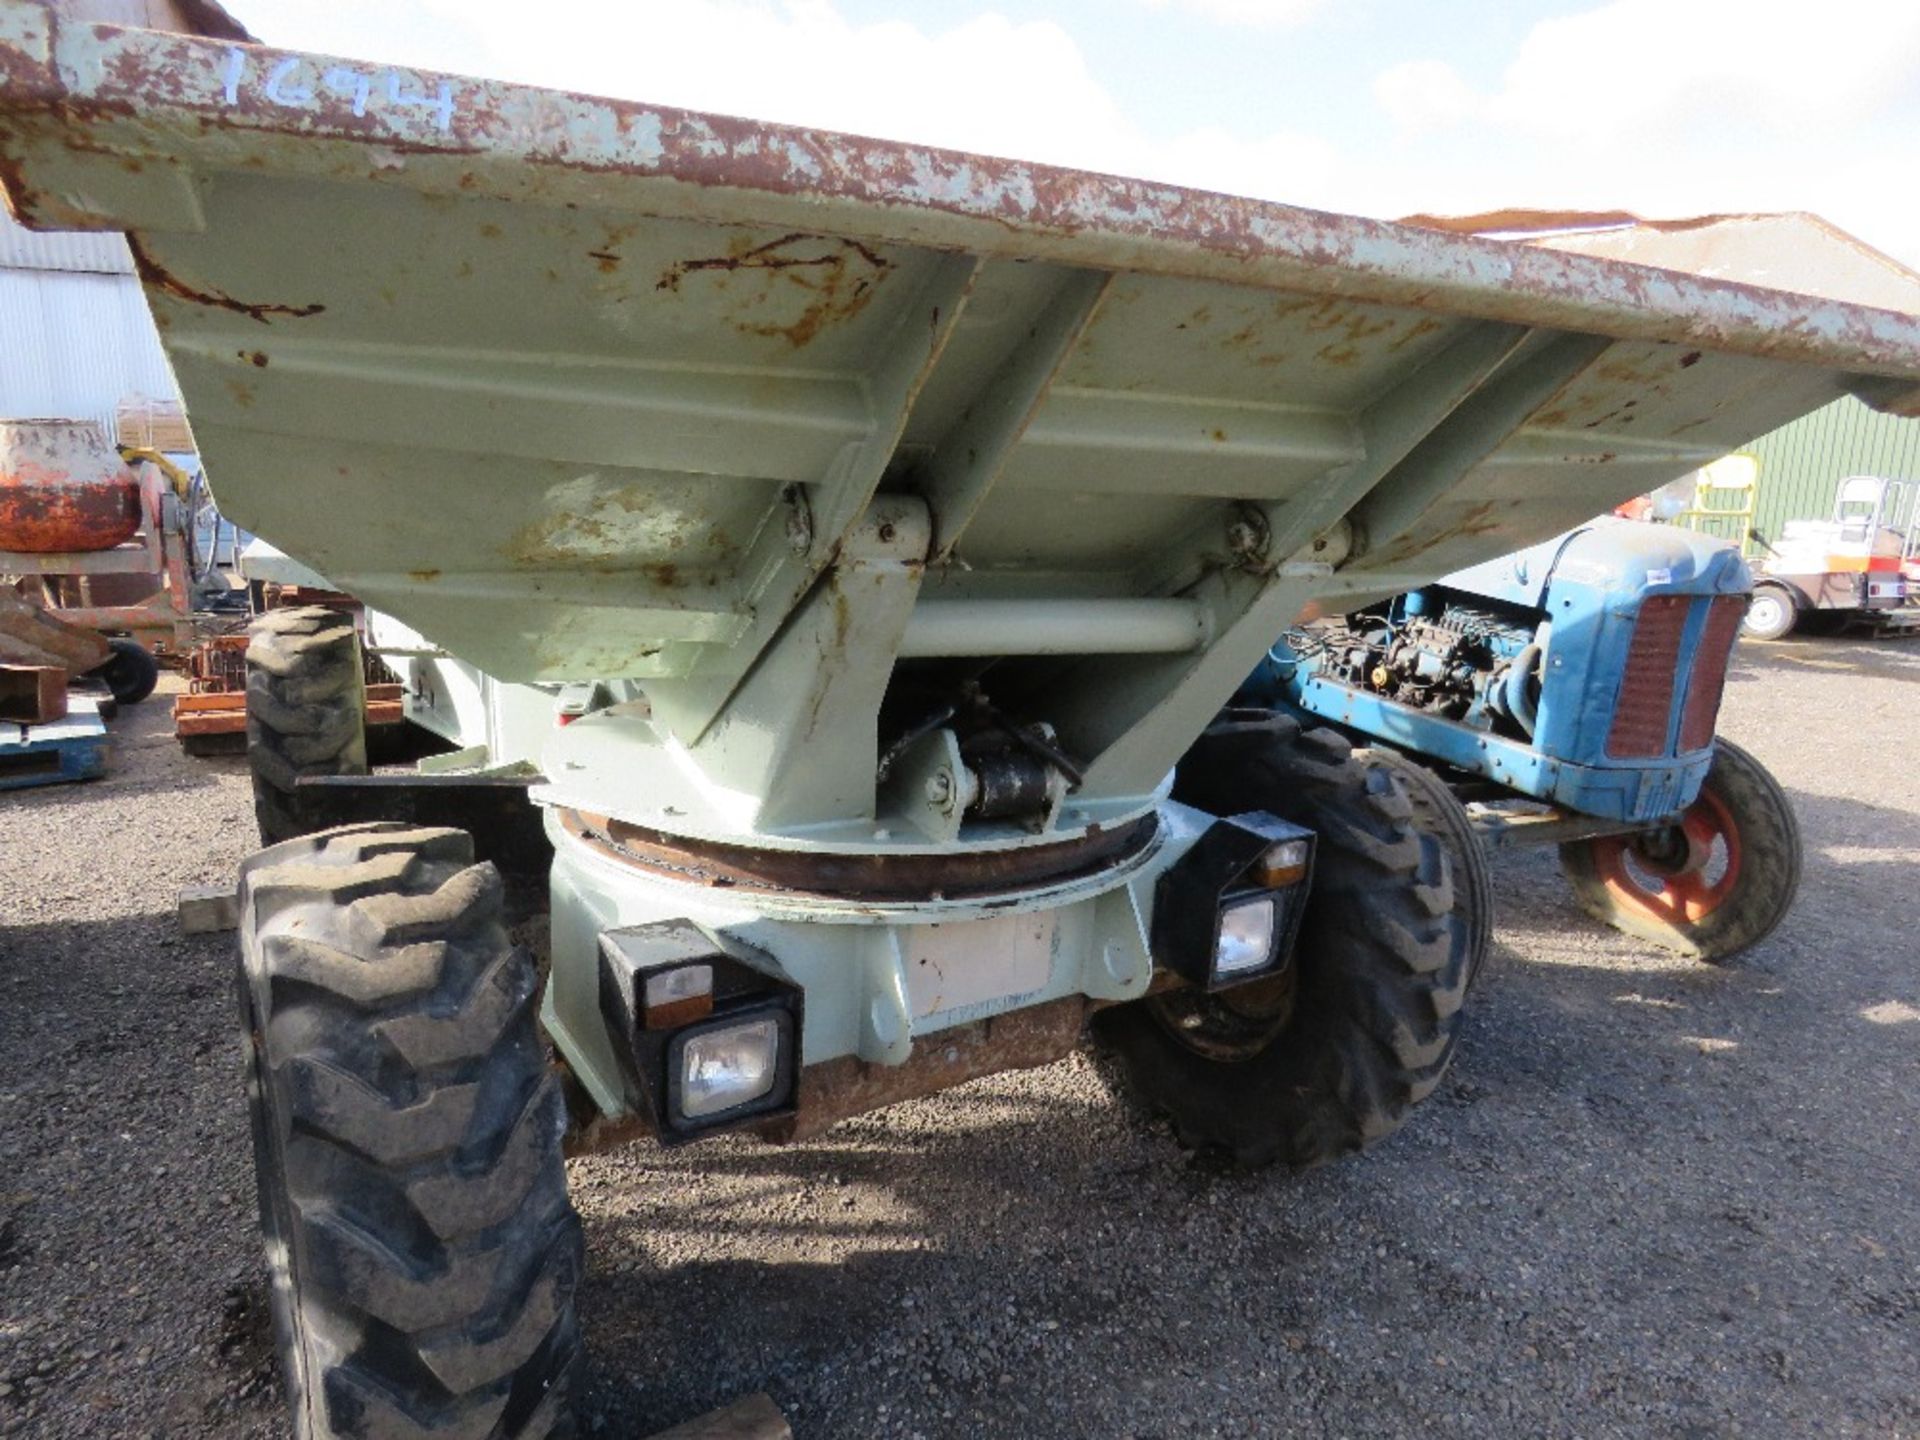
1387, 316, 1444, 352
126, 235, 323, 323
656, 232, 889, 347
1377, 499, 1506, 568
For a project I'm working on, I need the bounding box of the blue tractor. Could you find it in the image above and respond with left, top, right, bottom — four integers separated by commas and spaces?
1244, 519, 1802, 971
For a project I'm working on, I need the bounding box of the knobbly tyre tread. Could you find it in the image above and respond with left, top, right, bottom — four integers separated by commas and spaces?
238, 822, 582, 1439
1355, 746, 1494, 989
246, 607, 369, 845
1092, 714, 1472, 1169
1558, 737, 1802, 962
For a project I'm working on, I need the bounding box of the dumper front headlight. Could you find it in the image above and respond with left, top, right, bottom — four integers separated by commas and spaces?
598, 922, 802, 1142
673, 1015, 787, 1120
1153, 813, 1315, 991
1213, 894, 1279, 977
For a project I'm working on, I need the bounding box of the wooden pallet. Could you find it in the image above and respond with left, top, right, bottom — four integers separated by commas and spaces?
0, 697, 109, 790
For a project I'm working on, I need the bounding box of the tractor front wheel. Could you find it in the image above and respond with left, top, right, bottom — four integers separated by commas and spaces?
1092, 715, 1471, 1169
238, 823, 583, 1439
1558, 738, 1800, 962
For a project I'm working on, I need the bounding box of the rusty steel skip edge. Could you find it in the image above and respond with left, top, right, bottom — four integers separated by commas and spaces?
0, 4, 1916, 383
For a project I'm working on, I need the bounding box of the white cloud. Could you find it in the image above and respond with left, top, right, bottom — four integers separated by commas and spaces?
1373, 0, 1920, 148
1357, 0, 1920, 270
1480, 0, 1920, 146
1139, 0, 1327, 28
1372, 59, 1477, 133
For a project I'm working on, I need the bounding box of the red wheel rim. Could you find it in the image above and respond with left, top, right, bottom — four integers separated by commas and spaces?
1589, 786, 1742, 927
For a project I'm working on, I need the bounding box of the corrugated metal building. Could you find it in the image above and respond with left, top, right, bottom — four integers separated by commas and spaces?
1743, 397, 1920, 543
0, 206, 184, 437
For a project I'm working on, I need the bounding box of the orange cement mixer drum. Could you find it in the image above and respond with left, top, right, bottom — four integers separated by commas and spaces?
0, 419, 141, 554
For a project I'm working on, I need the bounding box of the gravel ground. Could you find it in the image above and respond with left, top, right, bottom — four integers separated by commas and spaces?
2, 635, 1917, 1439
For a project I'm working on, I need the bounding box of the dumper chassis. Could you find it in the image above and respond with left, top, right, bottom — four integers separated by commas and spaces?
6, 6, 1920, 1436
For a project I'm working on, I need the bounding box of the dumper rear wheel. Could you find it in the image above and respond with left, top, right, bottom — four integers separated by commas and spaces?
1558, 738, 1800, 962
237, 823, 582, 1440
247, 607, 367, 844
1355, 746, 1492, 988
1093, 715, 1470, 1169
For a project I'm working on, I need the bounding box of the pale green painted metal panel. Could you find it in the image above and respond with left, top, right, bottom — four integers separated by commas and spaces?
1747, 397, 1920, 545
3, 0, 1920, 811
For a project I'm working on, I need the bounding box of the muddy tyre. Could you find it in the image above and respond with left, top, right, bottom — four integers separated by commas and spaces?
1355, 746, 1493, 988
1558, 738, 1801, 962
1093, 714, 1471, 1169
238, 823, 582, 1439
247, 607, 367, 845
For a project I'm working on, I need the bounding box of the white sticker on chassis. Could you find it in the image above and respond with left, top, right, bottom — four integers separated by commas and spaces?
902, 912, 1058, 1021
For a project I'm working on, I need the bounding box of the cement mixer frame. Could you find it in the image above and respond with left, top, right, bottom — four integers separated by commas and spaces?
7, 5, 1920, 1436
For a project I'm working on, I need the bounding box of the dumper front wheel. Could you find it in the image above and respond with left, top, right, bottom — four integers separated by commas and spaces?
1355, 746, 1492, 988
1093, 716, 1470, 1169
1558, 738, 1800, 962
246, 607, 368, 844
238, 823, 582, 1440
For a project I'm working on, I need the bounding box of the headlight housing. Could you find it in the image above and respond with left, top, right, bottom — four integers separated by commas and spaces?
1153, 813, 1315, 990
598, 921, 802, 1142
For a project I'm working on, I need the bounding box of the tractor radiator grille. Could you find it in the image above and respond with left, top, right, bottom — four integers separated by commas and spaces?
1677, 595, 1746, 752
1606, 595, 1689, 757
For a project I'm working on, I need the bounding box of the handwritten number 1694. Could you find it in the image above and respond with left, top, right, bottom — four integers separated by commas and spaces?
221, 49, 457, 134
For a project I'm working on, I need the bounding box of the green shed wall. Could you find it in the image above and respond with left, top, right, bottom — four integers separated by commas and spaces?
1743, 397, 1920, 548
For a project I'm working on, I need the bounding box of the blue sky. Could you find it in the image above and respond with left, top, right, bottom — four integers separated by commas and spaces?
231, 0, 1920, 271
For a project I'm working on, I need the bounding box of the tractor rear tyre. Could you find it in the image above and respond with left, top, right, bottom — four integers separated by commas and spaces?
247, 607, 367, 845
1557, 738, 1800, 962
1742, 583, 1798, 641
1092, 714, 1471, 1169
238, 823, 582, 1439
1355, 746, 1493, 989
90, 636, 159, 705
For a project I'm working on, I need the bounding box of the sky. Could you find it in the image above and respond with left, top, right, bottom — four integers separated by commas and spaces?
229, 0, 1920, 270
